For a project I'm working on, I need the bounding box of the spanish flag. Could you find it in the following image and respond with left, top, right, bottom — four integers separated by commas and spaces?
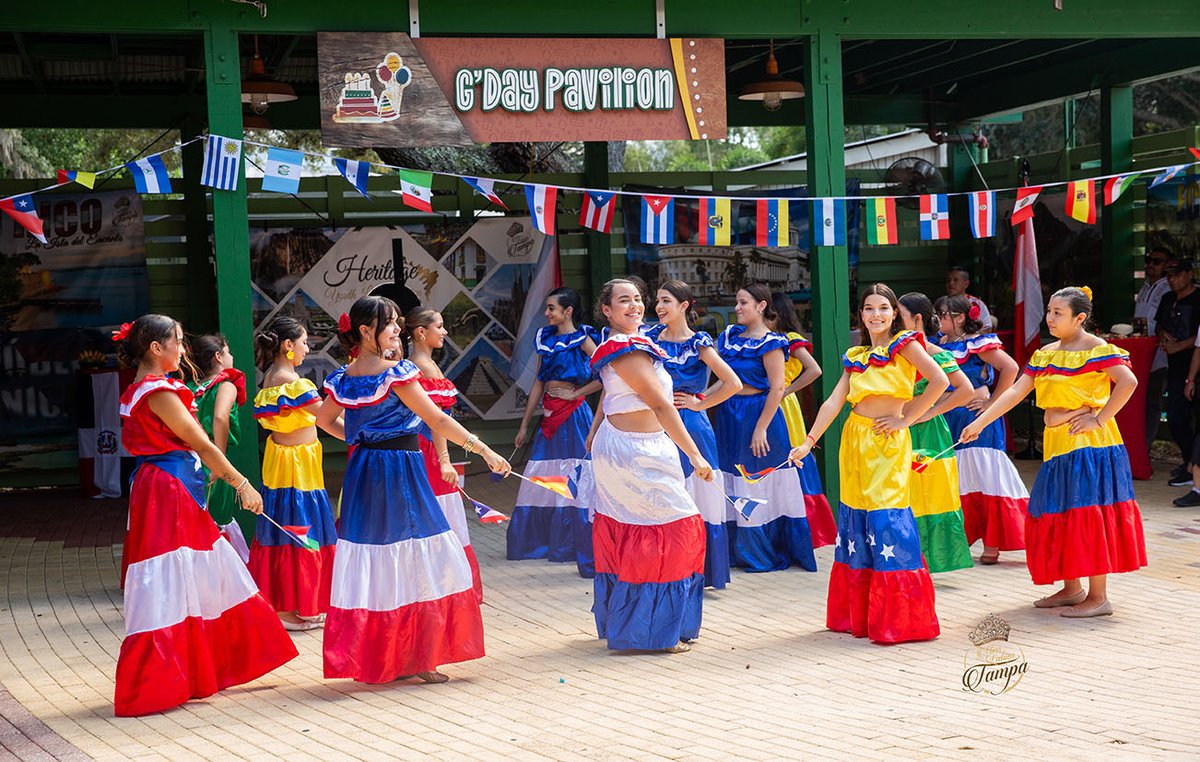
697, 197, 732, 245
865, 197, 898, 245
1066, 180, 1096, 224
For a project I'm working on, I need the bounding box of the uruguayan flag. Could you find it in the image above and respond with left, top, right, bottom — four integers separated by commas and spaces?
201, 134, 243, 191
261, 147, 303, 194
128, 154, 172, 194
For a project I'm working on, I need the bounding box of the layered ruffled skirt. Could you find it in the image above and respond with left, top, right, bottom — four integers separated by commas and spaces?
908, 415, 973, 573
943, 407, 1028, 550
419, 435, 483, 602
677, 408, 731, 588
780, 393, 838, 547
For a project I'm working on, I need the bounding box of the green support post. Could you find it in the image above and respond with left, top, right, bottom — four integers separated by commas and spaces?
583, 141, 613, 301
203, 25, 260, 487
1101, 85, 1134, 327
804, 29, 849, 504
180, 115, 216, 332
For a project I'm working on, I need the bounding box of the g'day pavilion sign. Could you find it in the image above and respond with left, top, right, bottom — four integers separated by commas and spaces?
318, 33, 725, 146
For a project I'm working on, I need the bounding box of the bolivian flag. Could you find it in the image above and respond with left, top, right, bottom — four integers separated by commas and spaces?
1066, 180, 1096, 224
866, 197, 898, 245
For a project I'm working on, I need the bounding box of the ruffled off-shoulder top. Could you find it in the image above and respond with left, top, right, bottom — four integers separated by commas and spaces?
783, 331, 813, 385
940, 333, 1005, 389
253, 377, 321, 434
843, 330, 924, 404
323, 361, 424, 445
642, 323, 714, 394
194, 368, 247, 438
1023, 343, 1131, 411
716, 325, 789, 391
119, 375, 195, 455
914, 348, 961, 396
590, 332, 671, 416
535, 325, 599, 386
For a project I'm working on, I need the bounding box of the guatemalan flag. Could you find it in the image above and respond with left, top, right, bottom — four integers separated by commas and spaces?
463, 177, 508, 209
128, 155, 173, 195
919, 194, 950, 240
333, 158, 371, 198
200, 134, 243, 191
579, 190, 615, 233
261, 147, 304, 195
809, 198, 842, 247
525, 184, 557, 235
969, 191, 996, 238
641, 195, 675, 244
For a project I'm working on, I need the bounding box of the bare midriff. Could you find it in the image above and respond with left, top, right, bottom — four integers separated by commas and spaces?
545, 380, 578, 394
1043, 406, 1095, 428
269, 427, 318, 446
607, 409, 663, 433
850, 395, 907, 419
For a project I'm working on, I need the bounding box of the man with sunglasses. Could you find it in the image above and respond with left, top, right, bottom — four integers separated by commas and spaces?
1136, 246, 1173, 457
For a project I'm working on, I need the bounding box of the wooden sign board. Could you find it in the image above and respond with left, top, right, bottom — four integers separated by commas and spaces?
318, 33, 725, 147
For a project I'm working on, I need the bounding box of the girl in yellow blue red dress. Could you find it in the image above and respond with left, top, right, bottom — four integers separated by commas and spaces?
113, 315, 296, 716
249, 317, 338, 632
790, 284, 949, 644
962, 287, 1146, 617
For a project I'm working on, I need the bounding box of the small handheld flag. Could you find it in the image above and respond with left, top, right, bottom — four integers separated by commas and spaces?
460, 488, 509, 524
734, 460, 793, 484
512, 471, 576, 499
258, 512, 320, 551
911, 440, 961, 473
726, 495, 766, 521
128, 155, 172, 194
57, 170, 97, 189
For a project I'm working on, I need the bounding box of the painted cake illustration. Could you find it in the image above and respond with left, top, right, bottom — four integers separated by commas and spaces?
332, 52, 411, 124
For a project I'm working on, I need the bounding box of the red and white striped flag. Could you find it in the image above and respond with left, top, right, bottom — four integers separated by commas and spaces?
525, 184, 557, 235
1011, 186, 1042, 226
1013, 213, 1042, 368
579, 190, 616, 233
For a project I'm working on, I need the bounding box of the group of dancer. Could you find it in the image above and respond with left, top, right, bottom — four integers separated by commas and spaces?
111, 276, 1146, 717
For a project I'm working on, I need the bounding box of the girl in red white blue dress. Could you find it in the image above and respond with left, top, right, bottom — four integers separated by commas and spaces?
316, 296, 511, 684
113, 315, 296, 716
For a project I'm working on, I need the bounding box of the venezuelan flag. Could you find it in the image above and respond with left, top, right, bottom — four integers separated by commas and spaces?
1066, 180, 1096, 224
866, 197, 898, 245
755, 199, 789, 247
697, 197, 732, 245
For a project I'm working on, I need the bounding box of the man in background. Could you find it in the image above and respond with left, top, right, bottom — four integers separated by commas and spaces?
1155, 258, 1200, 487
1135, 246, 1173, 453
946, 266, 993, 329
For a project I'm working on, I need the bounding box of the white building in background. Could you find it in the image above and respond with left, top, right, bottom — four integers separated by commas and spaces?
658, 242, 803, 296
735, 128, 947, 179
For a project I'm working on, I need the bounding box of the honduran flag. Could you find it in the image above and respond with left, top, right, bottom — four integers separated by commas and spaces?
641, 195, 675, 244
579, 190, 615, 233
1066, 179, 1096, 224
808, 198, 840, 247
698, 197, 732, 245
463, 176, 508, 209
1011, 186, 1041, 226
334, 158, 371, 198
525, 184, 558, 235
969, 191, 996, 238
1103, 173, 1139, 205
0, 194, 48, 243
128, 155, 172, 194
918, 194, 950, 240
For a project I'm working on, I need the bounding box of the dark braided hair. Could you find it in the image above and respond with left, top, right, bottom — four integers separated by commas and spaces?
254, 316, 305, 370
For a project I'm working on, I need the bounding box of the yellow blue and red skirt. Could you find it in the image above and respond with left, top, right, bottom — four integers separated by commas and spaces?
908, 415, 973, 573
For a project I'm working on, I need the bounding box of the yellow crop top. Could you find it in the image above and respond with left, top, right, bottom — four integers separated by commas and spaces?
842, 330, 923, 405
1023, 343, 1130, 411
253, 378, 321, 433
783, 332, 813, 385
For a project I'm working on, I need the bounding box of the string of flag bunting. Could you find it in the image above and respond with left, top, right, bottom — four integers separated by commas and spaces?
3, 135, 1199, 249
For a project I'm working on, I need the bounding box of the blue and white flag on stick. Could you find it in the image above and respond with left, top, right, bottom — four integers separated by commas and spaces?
127, 154, 173, 194
201, 134, 243, 191
261, 147, 304, 194
727, 495, 766, 521
333, 158, 371, 198
463, 177, 508, 209
1149, 165, 1186, 189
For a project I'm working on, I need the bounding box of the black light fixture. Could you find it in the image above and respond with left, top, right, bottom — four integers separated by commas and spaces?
737, 39, 805, 112
241, 34, 296, 115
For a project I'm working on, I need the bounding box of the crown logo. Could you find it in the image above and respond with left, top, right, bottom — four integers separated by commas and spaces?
968, 613, 1011, 646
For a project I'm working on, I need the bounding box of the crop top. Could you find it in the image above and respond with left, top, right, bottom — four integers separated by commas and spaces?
535, 325, 599, 386
783, 332, 813, 385
590, 333, 672, 415
194, 368, 247, 440
940, 333, 1005, 389
253, 377, 321, 434
323, 361, 425, 445
119, 375, 195, 456
1023, 343, 1130, 411
842, 330, 924, 405
641, 323, 714, 395
716, 325, 789, 392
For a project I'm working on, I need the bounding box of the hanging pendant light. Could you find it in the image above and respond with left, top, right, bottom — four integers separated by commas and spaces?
241, 34, 297, 115
737, 40, 805, 112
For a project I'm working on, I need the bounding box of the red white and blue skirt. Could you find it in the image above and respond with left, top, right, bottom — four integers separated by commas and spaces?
115, 450, 297, 716
591, 420, 704, 650
678, 407, 731, 588
323, 443, 484, 682
247, 438, 337, 617
714, 393, 822, 573
943, 407, 1028, 550
827, 412, 939, 644
507, 396, 595, 577
418, 433, 483, 603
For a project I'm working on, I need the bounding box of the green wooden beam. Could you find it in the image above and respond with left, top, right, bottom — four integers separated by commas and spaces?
582, 142, 612, 303
180, 114, 216, 332
1101, 85, 1134, 327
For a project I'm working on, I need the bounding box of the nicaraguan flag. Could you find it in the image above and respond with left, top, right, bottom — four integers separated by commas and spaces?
729, 496, 766, 521
201, 134, 242, 191
969, 191, 995, 238
525, 184, 557, 235
333, 158, 371, 198
463, 177, 508, 209
128, 155, 172, 195
808, 198, 842, 247
641, 195, 675, 244
261, 147, 303, 194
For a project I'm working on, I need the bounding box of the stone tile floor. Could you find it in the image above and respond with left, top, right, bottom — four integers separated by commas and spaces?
1, 460, 1198, 760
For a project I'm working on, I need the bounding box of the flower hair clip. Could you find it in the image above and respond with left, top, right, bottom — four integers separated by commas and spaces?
111, 322, 133, 341
1079, 286, 1093, 301
967, 303, 981, 321
338, 313, 352, 332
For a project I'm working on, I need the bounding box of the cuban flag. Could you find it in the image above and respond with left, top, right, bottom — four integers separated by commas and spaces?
641, 195, 675, 244
525, 184, 557, 235
333, 158, 371, 198
128, 154, 173, 195
261, 147, 304, 194
969, 191, 996, 238
0, 194, 47, 243
200, 134, 242, 191
919, 194, 950, 240
1149, 165, 1186, 189
463, 176, 508, 209
809, 198, 842, 247
579, 190, 616, 233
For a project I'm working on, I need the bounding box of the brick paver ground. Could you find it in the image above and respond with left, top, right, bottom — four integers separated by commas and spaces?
1, 460, 1198, 760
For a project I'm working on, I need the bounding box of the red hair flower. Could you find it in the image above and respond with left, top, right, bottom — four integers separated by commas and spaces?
967, 303, 981, 321
111, 322, 133, 341
338, 312, 352, 332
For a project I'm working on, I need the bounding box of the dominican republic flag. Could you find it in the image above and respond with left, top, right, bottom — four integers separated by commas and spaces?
1103, 173, 1139, 205
128, 155, 172, 194
918, 194, 949, 240
808, 199, 840, 247
399, 169, 434, 212
0, 194, 48, 243
579, 190, 616, 233
525, 184, 558, 235
641, 195, 675, 244
1013, 207, 1043, 368
968, 191, 996, 238
333, 158, 371, 198
463, 177, 508, 209
201, 134, 242, 191
57, 170, 96, 189
1066, 180, 1096, 224
698, 197, 732, 245
78, 369, 135, 498
1149, 165, 1185, 189
1011, 186, 1041, 225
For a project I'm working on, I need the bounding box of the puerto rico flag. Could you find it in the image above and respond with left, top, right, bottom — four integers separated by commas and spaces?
697, 197, 732, 245
0, 194, 48, 243
1011, 185, 1041, 225
919, 194, 950, 240
968, 191, 996, 238
463, 176, 507, 209
808, 198, 841, 247
579, 190, 615, 233
525, 184, 557, 235
641, 195, 675, 244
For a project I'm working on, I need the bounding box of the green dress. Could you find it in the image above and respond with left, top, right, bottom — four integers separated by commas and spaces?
193, 368, 254, 542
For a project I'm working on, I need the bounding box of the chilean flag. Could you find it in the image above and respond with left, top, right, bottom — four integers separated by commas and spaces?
0, 194, 48, 243
641, 195, 675, 244
579, 190, 615, 233
525, 184, 557, 236
1013, 205, 1043, 368
969, 191, 996, 238
918, 194, 950, 240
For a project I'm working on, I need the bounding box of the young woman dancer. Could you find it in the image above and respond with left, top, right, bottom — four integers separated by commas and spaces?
249, 317, 338, 631
789, 284, 948, 644
114, 315, 296, 716
188, 333, 251, 559
937, 294, 1029, 564
962, 287, 1146, 617
714, 284, 826, 573
510, 287, 601, 577
317, 296, 510, 684
406, 306, 483, 602
586, 279, 710, 652
645, 279, 742, 588
897, 293, 976, 573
